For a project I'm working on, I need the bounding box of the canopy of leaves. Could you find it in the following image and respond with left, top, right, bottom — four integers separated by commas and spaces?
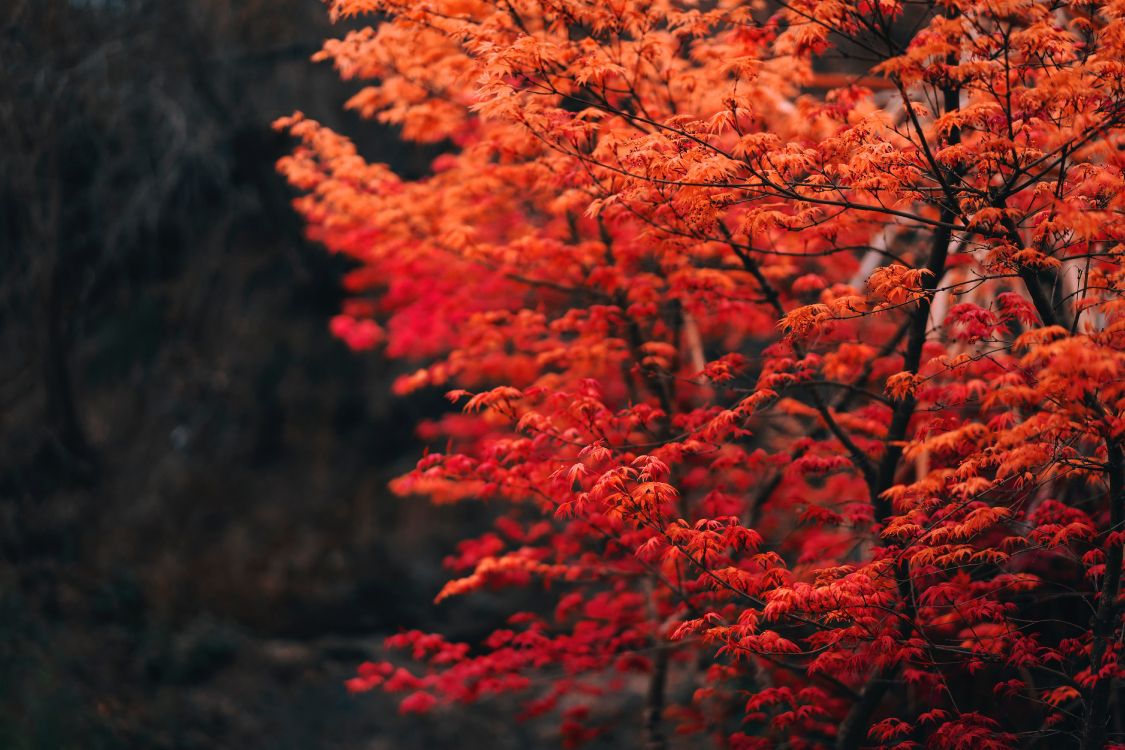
281, 0, 1125, 747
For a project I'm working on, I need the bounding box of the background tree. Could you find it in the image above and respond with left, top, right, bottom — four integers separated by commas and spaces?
282, 0, 1125, 747
3, 2, 511, 747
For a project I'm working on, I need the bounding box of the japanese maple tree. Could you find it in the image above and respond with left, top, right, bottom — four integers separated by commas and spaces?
277, 0, 1125, 746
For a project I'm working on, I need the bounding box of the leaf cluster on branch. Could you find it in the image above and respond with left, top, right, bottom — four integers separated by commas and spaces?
278, 0, 1125, 746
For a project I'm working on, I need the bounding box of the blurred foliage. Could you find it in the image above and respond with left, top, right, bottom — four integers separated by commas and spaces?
0, 1, 531, 747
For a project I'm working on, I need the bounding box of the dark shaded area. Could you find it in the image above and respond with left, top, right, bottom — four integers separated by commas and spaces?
0, 2, 531, 747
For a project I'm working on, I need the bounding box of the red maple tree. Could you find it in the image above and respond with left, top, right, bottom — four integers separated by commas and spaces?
278, 0, 1125, 746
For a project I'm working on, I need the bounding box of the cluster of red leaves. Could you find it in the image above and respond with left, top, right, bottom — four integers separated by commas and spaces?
279, 0, 1125, 747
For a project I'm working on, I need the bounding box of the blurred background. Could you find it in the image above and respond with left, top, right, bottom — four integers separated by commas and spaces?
0, 2, 537, 747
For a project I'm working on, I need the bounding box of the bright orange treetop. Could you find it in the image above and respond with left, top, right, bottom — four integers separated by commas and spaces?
278, 0, 1125, 747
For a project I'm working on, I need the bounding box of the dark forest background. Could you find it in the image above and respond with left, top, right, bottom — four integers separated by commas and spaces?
0, 1, 550, 747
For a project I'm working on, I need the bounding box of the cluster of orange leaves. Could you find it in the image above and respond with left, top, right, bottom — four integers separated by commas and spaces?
279, 0, 1125, 747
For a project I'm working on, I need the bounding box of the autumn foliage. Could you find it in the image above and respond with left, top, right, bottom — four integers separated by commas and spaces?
277, 0, 1125, 746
